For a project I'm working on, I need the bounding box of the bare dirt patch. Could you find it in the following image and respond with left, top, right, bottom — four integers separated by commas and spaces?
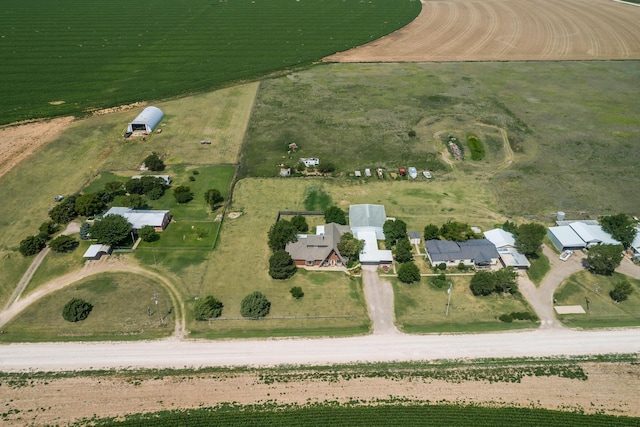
325, 0, 640, 62
2, 362, 638, 425
0, 117, 75, 180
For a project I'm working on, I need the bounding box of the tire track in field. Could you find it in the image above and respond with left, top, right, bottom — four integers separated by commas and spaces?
433, 2, 482, 58
493, 0, 522, 59
464, 1, 499, 58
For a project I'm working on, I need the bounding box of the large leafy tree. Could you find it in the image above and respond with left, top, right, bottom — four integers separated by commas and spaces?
439, 220, 475, 242
600, 214, 637, 248
397, 261, 420, 284
49, 235, 79, 253
204, 189, 224, 210
394, 237, 413, 263
494, 267, 518, 294
515, 223, 546, 257
337, 232, 365, 260
19, 235, 47, 256
324, 206, 347, 225
75, 193, 105, 217
143, 153, 165, 171
62, 298, 93, 322
48, 195, 77, 224
290, 215, 309, 233
173, 185, 194, 203
470, 271, 496, 296
269, 250, 297, 279
267, 220, 298, 251
194, 296, 224, 320
240, 291, 271, 319
610, 281, 633, 303
587, 244, 624, 275
383, 219, 407, 247
90, 214, 133, 246
423, 223, 440, 241
138, 225, 159, 242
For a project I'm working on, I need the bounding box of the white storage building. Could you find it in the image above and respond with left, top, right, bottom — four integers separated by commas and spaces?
127, 106, 164, 134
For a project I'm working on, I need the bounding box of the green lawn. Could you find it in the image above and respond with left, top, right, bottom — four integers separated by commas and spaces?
0, 0, 420, 124
526, 251, 550, 286
0, 273, 174, 342
393, 275, 537, 333
554, 271, 640, 328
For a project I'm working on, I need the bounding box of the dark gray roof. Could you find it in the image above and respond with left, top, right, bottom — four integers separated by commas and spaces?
409, 231, 421, 239
425, 239, 499, 264
286, 223, 350, 264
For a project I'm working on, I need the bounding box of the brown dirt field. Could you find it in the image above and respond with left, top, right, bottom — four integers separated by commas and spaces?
1, 362, 638, 425
325, 0, 640, 62
0, 117, 74, 180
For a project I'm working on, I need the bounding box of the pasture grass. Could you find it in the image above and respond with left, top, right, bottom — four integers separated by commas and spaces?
241, 62, 640, 217
554, 271, 640, 328
393, 275, 536, 333
0, 273, 174, 342
0, 0, 420, 124
0, 254, 31, 310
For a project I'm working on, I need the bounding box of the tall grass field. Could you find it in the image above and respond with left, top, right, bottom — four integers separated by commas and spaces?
0, 0, 420, 124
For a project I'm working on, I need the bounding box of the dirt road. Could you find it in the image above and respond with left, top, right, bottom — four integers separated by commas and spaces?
361, 265, 400, 335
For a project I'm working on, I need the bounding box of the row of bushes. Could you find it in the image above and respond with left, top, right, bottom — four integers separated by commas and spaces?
499, 311, 538, 323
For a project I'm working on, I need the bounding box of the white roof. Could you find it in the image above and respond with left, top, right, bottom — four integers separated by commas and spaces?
569, 223, 620, 246
497, 247, 531, 268
548, 226, 586, 248
105, 207, 169, 229
632, 227, 640, 251
356, 230, 393, 264
484, 228, 515, 248
83, 244, 111, 258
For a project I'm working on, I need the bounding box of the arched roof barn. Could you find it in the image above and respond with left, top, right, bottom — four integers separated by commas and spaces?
127, 106, 164, 134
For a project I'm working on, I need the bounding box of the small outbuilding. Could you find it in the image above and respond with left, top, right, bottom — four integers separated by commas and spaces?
409, 231, 421, 245
83, 244, 112, 260
126, 106, 164, 135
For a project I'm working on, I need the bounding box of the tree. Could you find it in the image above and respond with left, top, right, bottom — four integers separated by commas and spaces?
394, 238, 413, 263
502, 220, 519, 235
62, 298, 93, 322
470, 271, 496, 296
440, 220, 475, 242
424, 223, 440, 241
383, 219, 407, 247
204, 189, 224, 210
430, 273, 449, 289
600, 214, 637, 248
143, 153, 165, 171
515, 223, 546, 257
194, 295, 224, 320
79, 222, 91, 240
104, 180, 126, 196
267, 220, 298, 251
240, 291, 271, 319
290, 215, 309, 233
494, 267, 518, 294
49, 235, 79, 253
112, 194, 148, 209
290, 286, 304, 299
610, 281, 633, 303
138, 225, 159, 242
324, 206, 347, 225
48, 195, 77, 224
124, 178, 144, 195
173, 185, 194, 203
337, 232, 365, 260
90, 214, 133, 246
269, 250, 298, 280
39, 220, 61, 237
397, 261, 421, 284
587, 244, 624, 275
19, 235, 46, 256
75, 193, 105, 217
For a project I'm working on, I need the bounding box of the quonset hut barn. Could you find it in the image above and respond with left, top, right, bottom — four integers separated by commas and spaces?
126, 106, 164, 136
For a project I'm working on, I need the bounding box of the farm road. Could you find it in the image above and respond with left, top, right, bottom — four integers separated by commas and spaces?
362, 265, 400, 335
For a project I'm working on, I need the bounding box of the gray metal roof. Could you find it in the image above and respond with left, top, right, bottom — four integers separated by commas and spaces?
425, 239, 499, 264
286, 223, 350, 264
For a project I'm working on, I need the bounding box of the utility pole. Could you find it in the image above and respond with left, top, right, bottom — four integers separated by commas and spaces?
446, 282, 453, 317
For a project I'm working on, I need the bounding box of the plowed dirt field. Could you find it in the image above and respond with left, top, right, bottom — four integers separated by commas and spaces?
325, 0, 640, 62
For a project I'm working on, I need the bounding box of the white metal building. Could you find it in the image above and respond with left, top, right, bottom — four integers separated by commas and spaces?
127, 106, 164, 134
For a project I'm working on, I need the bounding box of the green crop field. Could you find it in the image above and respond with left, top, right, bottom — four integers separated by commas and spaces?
72, 402, 640, 426
241, 62, 640, 217
0, 0, 420, 125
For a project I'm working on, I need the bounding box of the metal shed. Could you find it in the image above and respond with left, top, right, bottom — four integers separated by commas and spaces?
127, 106, 164, 134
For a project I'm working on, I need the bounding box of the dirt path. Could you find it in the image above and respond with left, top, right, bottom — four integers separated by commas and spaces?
0, 256, 186, 337
0, 117, 74, 179
361, 265, 400, 335
475, 122, 514, 173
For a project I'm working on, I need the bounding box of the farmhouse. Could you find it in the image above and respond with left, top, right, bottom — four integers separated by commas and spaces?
105, 207, 171, 232
547, 221, 620, 251
484, 228, 530, 269
131, 174, 171, 185
425, 239, 499, 270
286, 223, 350, 267
82, 244, 112, 260
126, 106, 164, 135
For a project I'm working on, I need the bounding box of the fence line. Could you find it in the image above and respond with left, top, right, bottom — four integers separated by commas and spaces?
208, 314, 355, 322
275, 210, 324, 223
